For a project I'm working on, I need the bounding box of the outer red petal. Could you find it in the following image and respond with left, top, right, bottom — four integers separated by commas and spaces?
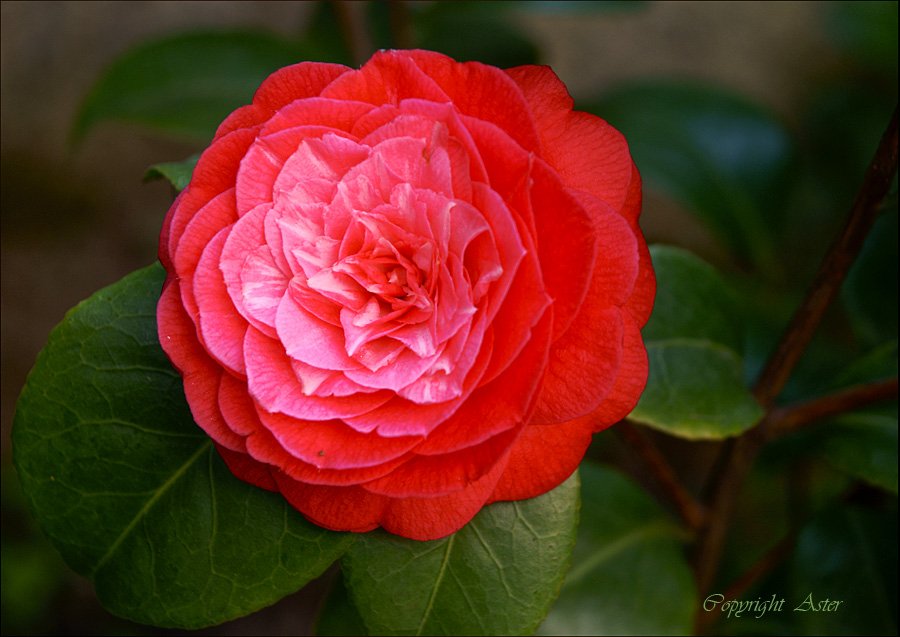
464, 116, 597, 342
405, 49, 541, 153
252, 61, 350, 114
381, 442, 512, 541
361, 428, 518, 498
158, 281, 245, 452
321, 50, 448, 105
415, 305, 553, 455
506, 64, 633, 211
589, 313, 650, 429
488, 415, 594, 503
622, 166, 656, 328
274, 475, 388, 534
216, 443, 277, 491
166, 128, 257, 266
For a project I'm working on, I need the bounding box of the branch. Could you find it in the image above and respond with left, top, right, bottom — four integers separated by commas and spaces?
616, 421, 707, 531
693, 105, 898, 600
753, 105, 898, 409
767, 377, 898, 439
694, 531, 798, 634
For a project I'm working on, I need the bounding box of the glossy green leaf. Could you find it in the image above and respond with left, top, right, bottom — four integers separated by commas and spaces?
539, 463, 695, 636
820, 413, 898, 494
144, 154, 199, 193
790, 504, 898, 635
842, 210, 899, 348
343, 472, 580, 636
644, 245, 743, 352
631, 340, 764, 439
12, 264, 352, 628
72, 31, 305, 142
833, 340, 899, 388
590, 83, 793, 274
816, 342, 899, 494
314, 573, 367, 637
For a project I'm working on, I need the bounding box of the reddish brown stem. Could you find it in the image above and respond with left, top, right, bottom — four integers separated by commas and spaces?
617, 421, 707, 531
723, 532, 797, 600
754, 106, 898, 409
767, 377, 898, 439
693, 105, 898, 608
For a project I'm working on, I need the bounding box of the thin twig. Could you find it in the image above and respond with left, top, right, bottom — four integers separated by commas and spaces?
754, 106, 899, 409
723, 533, 797, 602
616, 421, 707, 531
767, 377, 898, 439
693, 105, 899, 607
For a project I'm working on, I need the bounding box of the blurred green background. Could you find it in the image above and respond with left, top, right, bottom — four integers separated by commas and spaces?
1, 1, 896, 634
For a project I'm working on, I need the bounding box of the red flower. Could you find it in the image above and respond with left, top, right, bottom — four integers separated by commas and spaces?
157, 50, 654, 540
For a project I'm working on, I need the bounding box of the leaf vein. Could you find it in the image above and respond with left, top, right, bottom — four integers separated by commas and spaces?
88, 441, 211, 578
415, 535, 455, 636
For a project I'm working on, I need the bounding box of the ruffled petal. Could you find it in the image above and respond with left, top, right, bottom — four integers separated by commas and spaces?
506, 64, 633, 211
273, 475, 388, 533
488, 414, 594, 503
589, 314, 649, 428
380, 442, 512, 540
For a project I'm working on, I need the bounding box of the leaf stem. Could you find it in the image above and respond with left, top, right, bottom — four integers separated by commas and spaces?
692, 105, 899, 610
617, 421, 707, 531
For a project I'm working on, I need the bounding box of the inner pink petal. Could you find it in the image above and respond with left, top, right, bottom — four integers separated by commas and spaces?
274, 133, 369, 195
291, 359, 380, 398
244, 327, 390, 420
220, 202, 278, 338
344, 345, 439, 391
275, 292, 360, 371
261, 97, 374, 137
194, 228, 249, 375
239, 243, 289, 330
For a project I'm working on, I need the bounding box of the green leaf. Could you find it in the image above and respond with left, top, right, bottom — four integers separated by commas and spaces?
631, 340, 764, 439
12, 264, 352, 629
644, 245, 743, 352
832, 340, 899, 388
539, 463, 695, 636
820, 413, 898, 494
790, 504, 898, 635
343, 472, 580, 636
842, 209, 899, 348
72, 31, 305, 143
314, 572, 368, 637
590, 82, 793, 275
144, 154, 200, 193
817, 342, 899, 494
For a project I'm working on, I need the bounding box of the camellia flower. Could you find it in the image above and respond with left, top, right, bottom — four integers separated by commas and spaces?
157, 49, 655, 541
